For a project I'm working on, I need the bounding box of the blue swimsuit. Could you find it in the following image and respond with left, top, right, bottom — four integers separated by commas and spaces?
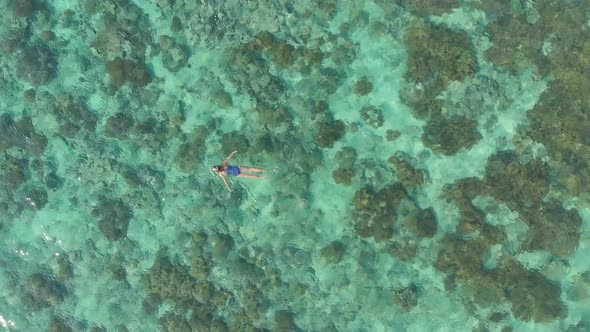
225, 166, 241, 176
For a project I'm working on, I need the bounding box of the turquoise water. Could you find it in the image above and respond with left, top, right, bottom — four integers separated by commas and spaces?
1, 0, 590, 331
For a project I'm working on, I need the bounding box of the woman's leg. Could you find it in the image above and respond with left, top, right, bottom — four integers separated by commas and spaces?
239, 166, 265, 172
237, 173, 264, 179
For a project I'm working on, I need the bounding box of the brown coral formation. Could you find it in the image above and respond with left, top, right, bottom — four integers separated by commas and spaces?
53, 95, 98, 138
105, 57, 152, 88
401, 22, 480, 155
354, 76, 373, 96
320, 241, 346, 265
174, 126, 208, 172
360, 105, 384, 129
398, 0, 459, 17
434, 235, 564, 322
422, 115, 481, 155
388, 154, 425, 189
332, 146, 357, 185
352, 184, 406, 241
437, 147, 582, 322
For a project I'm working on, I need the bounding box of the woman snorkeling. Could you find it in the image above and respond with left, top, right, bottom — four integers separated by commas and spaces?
212, 150, 264, 192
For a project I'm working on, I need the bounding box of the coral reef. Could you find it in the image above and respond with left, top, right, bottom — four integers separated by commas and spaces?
395, 284, 418, 312
353, 76, 373, 96
53, 95, 98, 138
438, 145, 579, 322
16, 44, 59, 86
400, 21, 480, 156
386, 129, 401, 141
386, 238, 417, 261
332, 146, 357, 185
221, 132, 251, 156
388, 154, 425, 189
47, 317, 71, 332
405, 207, 437, 238
105, 112, 134, 139
435, 235, 564, 322
2, 0, 587, 329
320, 241, 345, 265
274, 310, 299, 331
313, 119, 345, 148
527, 79, 590, 196
210, 232, 234, 260
174, 125, 208, 172
88, 1, 153, 61
161, 43, 189, 73
134, 117, 178, 153
524, 201, 581, 257
143, 250, 206, 309
23, 272, 67, 310
422, 116, 481, 155
360, 105, 383, 129
403, 22, 477, 96
26, 187, 48, 210
12, 0, 35, 17
142, 244, 248, 331
483, 150, 549, 212
0, 153, 28, 191
352, 184, 406, 241
332, 168, 352, 185
484, 15, 547, 74
15, 116, 47, 156
92, 197, 133, 241
105, 57, 152, 88
0, 113, 25, 153
398, 0, 459, 17
211, 89, 233, 109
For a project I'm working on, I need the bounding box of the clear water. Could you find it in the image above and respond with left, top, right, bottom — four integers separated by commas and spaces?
1, 1, 589, 331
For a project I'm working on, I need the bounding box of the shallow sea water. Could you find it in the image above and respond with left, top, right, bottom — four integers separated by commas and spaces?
1, 1, 589, 331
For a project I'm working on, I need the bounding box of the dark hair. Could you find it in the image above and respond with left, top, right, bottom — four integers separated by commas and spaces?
212, 165, 223, 172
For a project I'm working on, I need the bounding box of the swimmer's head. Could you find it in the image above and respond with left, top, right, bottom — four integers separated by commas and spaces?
212, 165, 221, 172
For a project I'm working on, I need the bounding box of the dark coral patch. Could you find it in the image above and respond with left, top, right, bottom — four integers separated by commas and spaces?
174, 126, 208, 172
106, 57, 152, 88
401, 22, 477, 121
499, 260, 564, 322
525, 201, 582, 257
353, 184, 406, 241
12, 0, 35, 17
0, 154, 28, 191
16, 116, 47, 156
0, 113, 25, 153
398, 0, 460, 17
320, 241, 345, 265
527, 78, 590, 196
435, 235, 565, 322
314, 120, 345, 148
16, 44, 59, 86
388, 154, 425, 189
485, 15, 547, 74
406, 207, 437, 238
105, 112, 134, 139
422, 116, 481, 155
360, 105, 383, 129
162, 44, 190, 72
395, 284, 419, 312
332, 168, 352, 185
354, 76, 373, 96
53, 95, 98, 138
484, 150, 549, 211
92, 197, 133, 241
404, 23, 477, 87
23, 272, 66, 310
